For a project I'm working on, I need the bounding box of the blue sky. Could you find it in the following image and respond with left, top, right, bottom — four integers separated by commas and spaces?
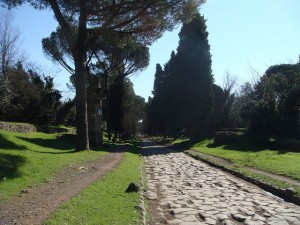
8, 0, 300, 100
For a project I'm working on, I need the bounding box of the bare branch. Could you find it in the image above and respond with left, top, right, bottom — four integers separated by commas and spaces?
247, 64, 262, 86
0, 10, 24, 76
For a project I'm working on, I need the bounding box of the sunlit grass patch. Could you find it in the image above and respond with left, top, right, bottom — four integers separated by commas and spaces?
0, 130, 107, 201
46, 149, 141, 225
192, 138, 300, 181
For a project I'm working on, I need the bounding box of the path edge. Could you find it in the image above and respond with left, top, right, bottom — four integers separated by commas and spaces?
185, 149, 300, 206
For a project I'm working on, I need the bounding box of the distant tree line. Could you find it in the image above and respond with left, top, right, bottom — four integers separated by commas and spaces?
106, 78, 145, 140
0, 62, 69, 125
0, 11, 73, 126
232, 64, 300, 138
143, 12, 300, 139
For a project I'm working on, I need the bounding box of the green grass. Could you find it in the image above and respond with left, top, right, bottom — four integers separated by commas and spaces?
0, 130, 108, 201
237, 167, 300, 195
45, 148, 141, 225
191, 137, 300, 181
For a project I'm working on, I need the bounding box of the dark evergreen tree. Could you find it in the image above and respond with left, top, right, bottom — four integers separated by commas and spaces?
145, 13, 214, 138
152, 64, 165, 98
143, 97, 154, 135
163, 51, 180, 136
107, 77, 125, 140
35, 75, 62, 125
209, 84, 224, 129
106, 77, 145, 138
122, 80, 146, 136
150, 63, 166, 135
170, 13, 214, 137
55, 99, 76, 126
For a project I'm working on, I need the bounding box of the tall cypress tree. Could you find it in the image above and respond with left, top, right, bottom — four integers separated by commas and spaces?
164, 51, 181, 136
150, 63, 166, 135
107, 77, 125, 139
171, 12, 214, 137
145, 13, 214, 138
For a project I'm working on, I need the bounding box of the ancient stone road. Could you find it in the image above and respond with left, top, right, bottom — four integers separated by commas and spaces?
143, 143, 300, 225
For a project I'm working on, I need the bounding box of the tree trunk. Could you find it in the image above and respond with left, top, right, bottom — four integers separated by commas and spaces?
87, 76, 103, 148
94, 100, 103, 147
74, 56, 90, 151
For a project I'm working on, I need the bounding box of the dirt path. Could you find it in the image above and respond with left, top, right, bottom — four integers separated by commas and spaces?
0, 151, 124, 225
142, 140, 300, 225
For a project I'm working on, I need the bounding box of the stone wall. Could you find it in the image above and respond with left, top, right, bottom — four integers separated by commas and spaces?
0, 122, 73, 133
0, 122, 37, 133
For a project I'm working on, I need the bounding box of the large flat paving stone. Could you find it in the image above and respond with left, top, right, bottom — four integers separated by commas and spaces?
144, 148, 300, 225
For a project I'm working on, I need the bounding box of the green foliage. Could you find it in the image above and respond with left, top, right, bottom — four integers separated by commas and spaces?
213, 131, 239, 146
55, 99, 76, 126
244, 64, 300, 137
45, 150, 141, 225
209, 84, 225, 129
0, 76, 14, 117
0, 63, 63, 125
107, 78, 146, 138
0, 63, 40, 122
107, 77, 126, 135
0, 130, 107, 201
174, 13, 214, 137
42, 29, 74, 74
123, 84, 146, 135
34, 75, 62, 125
229, 82, 254, 128
145, 12, 214, 138
1, 0, 205, 150
144, 63, 168, 135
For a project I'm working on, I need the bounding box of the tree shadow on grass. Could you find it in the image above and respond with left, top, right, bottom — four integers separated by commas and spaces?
168, 139, 199, 151
221, 137, 267, 152
98, 140, 142, 155
0, 133, 26, 150
0, 153, 26, 180
221, 136, 300, 154
17, 134, 76, 153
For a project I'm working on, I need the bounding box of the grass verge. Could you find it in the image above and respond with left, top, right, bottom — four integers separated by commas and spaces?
188, 137, 300, 195
237, 167, 300, 195
191, 137, 300, 181
139, 150, 150, 224
45, 147, 141, 225
0, 130, 107, 202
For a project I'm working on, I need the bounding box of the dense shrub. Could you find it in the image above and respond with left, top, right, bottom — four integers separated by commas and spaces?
213, 131, 239, 146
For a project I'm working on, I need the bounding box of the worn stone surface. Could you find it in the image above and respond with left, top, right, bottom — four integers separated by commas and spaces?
143, 142, 300, 225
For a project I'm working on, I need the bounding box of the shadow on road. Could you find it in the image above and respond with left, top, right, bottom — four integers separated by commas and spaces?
138, 139, 183, 156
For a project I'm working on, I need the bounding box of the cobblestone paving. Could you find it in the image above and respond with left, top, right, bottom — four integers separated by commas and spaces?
143, 145, 300, 225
